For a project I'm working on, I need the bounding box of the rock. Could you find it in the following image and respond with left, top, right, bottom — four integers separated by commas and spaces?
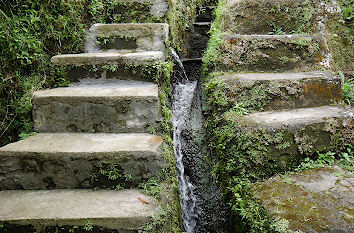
253, 165, 354, 232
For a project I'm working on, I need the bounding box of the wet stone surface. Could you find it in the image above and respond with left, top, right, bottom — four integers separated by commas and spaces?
253, 165, 354, 232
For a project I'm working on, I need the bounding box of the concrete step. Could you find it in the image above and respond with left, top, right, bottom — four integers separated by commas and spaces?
51, 51, 164, 82
220, 34, 326, 72
240, 106, 353, 131
86, 23, 169, 53
33, 79, 160, 133
225, 106, 353, 173
0, 133, 164, 190
221, 71, 342, 111
224, 0, 317, 34
0, 189, 155, 231
51, 51, 164, 66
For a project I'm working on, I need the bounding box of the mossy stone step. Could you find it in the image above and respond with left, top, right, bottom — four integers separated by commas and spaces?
0, 133, 164, 190
0, 189, 155, 231
86, 23, 169, 53
224, 0, 317, 34
51, 51, 165, 81
221, 71, 342, 110
33, 80, 160, 134
51, 51, 164, 66
220, 34, 326, 72
224, 106, 353, 171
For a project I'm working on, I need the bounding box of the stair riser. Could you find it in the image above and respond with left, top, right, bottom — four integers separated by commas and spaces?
224, 77, 342, 111
33, 97, 160, 133
226, 115, 353, 173
0, 151, 164, 190
224, 0, 317, 34
86, 23, 169, 53
220, 35, 326, 72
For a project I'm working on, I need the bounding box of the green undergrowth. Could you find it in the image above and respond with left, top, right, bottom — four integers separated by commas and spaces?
0, 0, 164, 147
168, 0, 204, 50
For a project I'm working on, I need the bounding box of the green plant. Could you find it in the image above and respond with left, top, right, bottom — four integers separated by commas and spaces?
340, 72, 354, 105
83, 220, 93, 231
269, 22, 286, 35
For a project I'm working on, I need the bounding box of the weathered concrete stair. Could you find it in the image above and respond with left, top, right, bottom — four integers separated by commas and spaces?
239, 106, 353, 132
0, 189, 156, 231
222, 71, 342, 110
0, 21, 168, 231
51, 51, 164, 66
86, 23, 169, 53
222, 34, 326, 72
33, 80, 160, 133
0, 133, 164, 190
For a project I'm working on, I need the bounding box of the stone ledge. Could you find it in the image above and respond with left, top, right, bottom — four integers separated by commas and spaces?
240, 106, 353, 131
221, 71, 342, 110
0, 133, 165, 189
51, 51, 164, 66
86, 23, 169, 53
220, 34, 326, 72
33, 83, 160, 133
0, 189, 156, 230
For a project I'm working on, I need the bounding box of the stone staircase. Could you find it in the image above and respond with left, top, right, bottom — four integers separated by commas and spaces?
211, 0, 353, 231
216, 0, 353, 160
0, 10, 169, 233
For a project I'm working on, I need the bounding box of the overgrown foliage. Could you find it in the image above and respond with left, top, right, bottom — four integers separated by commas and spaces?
0, 0, 162, 146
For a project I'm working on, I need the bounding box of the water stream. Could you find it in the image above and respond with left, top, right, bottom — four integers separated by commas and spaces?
171, 50, 198, 233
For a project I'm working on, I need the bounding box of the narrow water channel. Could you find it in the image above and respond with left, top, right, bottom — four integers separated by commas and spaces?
171, 50, 229, 233
171, 50, 198, 233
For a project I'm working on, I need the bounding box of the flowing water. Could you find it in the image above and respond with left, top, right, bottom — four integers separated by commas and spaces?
171, 50, 198, 233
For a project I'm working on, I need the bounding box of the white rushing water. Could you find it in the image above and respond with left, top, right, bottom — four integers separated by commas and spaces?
171, 50, 198, 233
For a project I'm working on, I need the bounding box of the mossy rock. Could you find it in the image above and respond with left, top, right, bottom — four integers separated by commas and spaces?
253, 165, 354, 232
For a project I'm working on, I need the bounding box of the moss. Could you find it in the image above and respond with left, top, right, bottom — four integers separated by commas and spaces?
219, 36, 323, 72
222, 0, 318, 34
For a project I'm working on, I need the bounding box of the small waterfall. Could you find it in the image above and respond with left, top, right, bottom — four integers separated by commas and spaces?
171, 50, 198, 233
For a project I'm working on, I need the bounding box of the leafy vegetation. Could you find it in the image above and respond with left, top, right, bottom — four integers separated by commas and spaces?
0, 0, 164, 147
340, 72, 354, 105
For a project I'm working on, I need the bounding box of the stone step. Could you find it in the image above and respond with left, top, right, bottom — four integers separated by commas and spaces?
33, 80, 160, 133
221, 71, 342, 111
51, 51, 164, 66
0, 189, 155, 231
51, 51, 164, 82
224, 0, 317, 34
86, 23, 169, 53
0, 133, 164, 190
220, 34, 326, 72
226, 106, 353, 170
